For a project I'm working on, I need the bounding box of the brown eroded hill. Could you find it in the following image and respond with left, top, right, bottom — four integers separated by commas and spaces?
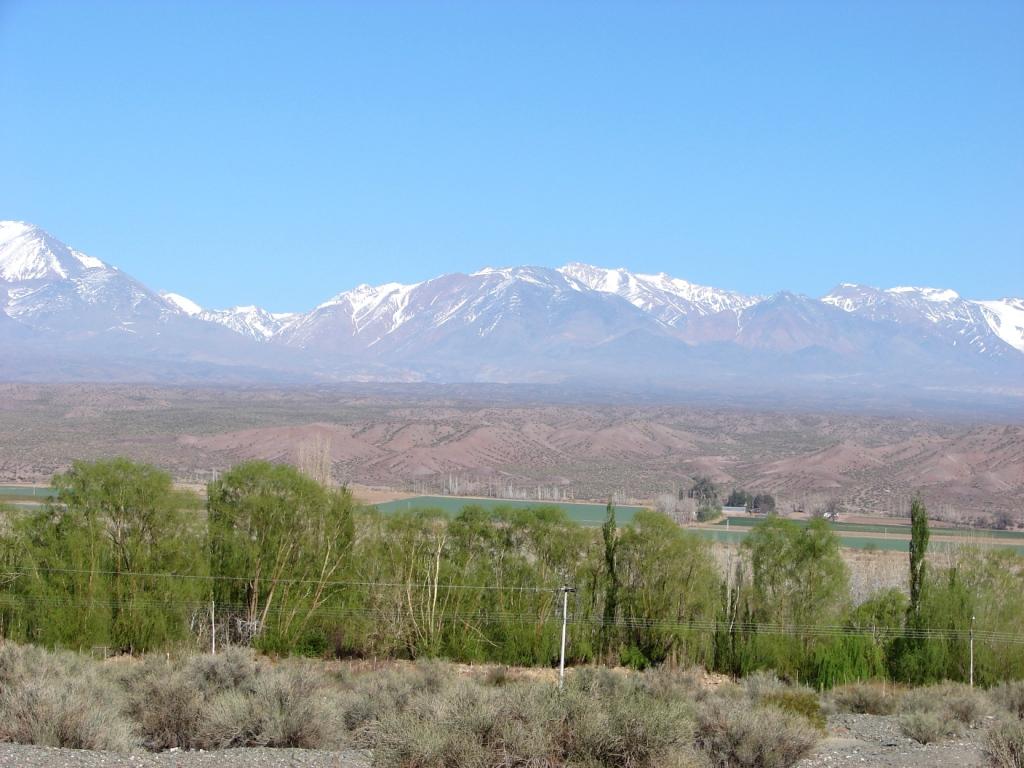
0, 384, 1021, 523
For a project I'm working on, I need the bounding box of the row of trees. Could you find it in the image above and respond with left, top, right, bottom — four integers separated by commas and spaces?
725, 488, 777, 514
1, 459, 1023, 687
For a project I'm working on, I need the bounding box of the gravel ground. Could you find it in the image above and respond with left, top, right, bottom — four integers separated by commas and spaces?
0, 746, 371, 768
796, 713, 989, 768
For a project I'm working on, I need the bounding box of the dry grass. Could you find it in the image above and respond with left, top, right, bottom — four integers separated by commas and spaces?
0, 644, 136, 752
827, 682, 901, 715
900, 681, 991, 727
985, 719, 1024, 768
694, 698, 819, 768
195, 662, 344, 749
372, 669, 701, 768
894, 681, 993, 744
991, 682, 1024, 720
899, 711, 961, 744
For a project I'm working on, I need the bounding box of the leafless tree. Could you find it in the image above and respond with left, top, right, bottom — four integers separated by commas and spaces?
656, 493, 696, 525
297, 433, 333, 487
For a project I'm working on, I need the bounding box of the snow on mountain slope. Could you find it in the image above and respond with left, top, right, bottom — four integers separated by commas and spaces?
3, 220, 1022, 389
0, 220, 109, 282
821, 283, 1016, 356
276, 265, 665, 370
198, 306, 296, 340
558, 262, 757, 326
0, 221, 180, 335
977, 299, 1024, 352
822, 284, 975, 321
160, 291, 296, 340
315, 280, 421, 332
161, 291, 203, 316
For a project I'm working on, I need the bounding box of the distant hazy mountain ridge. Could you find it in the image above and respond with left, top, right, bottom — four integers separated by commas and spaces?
1, 220, 1022, 392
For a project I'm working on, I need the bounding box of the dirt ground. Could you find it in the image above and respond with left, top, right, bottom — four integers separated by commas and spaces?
2, 384, 1022, 524
0, 715, 990, 768
797, 713, 987, 767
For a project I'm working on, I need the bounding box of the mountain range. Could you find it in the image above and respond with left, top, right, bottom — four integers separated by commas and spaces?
2, 220, 1022, 401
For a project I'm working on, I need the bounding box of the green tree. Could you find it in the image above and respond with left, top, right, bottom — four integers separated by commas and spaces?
616, 510, 720, 668
726, 489, 752, 508
735, 517, 850, 682
908, 497, 930, 624
600, 499, 619, 661
5, 459, 203, 651
889, 497, 931, 680
207, 461, 354, 653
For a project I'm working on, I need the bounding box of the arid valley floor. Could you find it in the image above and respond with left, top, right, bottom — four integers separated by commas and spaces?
1, 384, 1021, 525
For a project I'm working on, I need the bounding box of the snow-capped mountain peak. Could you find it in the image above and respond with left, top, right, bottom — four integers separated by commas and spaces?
888, 286, 961, 303
315, 280, 421, 336
822, 282, 1023, 356
197, 305, 295, 340
160, 290, 299, 340
0, 220, 109, 282
2, 221, 1022, 390
823, 283, 968, 317
976, 299, 1024, 353
161, 291, 203, 316
558, 262, 757, 325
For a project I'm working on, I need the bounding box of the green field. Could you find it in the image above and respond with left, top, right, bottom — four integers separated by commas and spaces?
695, 528, 908, 552
374, 495, 646, 526
372, 500, 1024, 553
697, 527, 1024, 554
716, 515, 1024, 540
0, 485, 56, 499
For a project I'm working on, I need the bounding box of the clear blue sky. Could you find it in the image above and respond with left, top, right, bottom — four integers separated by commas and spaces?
1, 1, 1021, 311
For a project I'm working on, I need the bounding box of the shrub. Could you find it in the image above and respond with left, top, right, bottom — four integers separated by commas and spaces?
196, 661, 343, 749
559, 678, 694, 766
0, 643, 46, 685
985, 719, 1024, 768
336, 664, 441, 738
763, 690, 826, 732
900, 682, 990, 727
694, 699, 819, 768
119, 650, 263, 750
481, 664, 510, 687
944, 685, 992, 727
829, 682, 899, 715
640, 665, 707, 702
899, 711, 960, 744
374, 671, 696, 768
410, 658, 451, 695
0, 672, 136, 751
992, 682, 1024, 720
196, 691, 251, 750
0, 643, 88, 687
622, 644, 652, 670
186, 647, 259, 695
127, 666, 203, 750
374, 681, 509, 768
742, 670, 787, 700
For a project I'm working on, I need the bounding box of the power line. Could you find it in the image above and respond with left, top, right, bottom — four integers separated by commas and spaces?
3, 591, 1022, 645
0, 567, 555, 593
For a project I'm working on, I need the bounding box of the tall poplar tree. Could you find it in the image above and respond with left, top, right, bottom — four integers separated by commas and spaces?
601, 499, 619, 661
908, 497, 930, 625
